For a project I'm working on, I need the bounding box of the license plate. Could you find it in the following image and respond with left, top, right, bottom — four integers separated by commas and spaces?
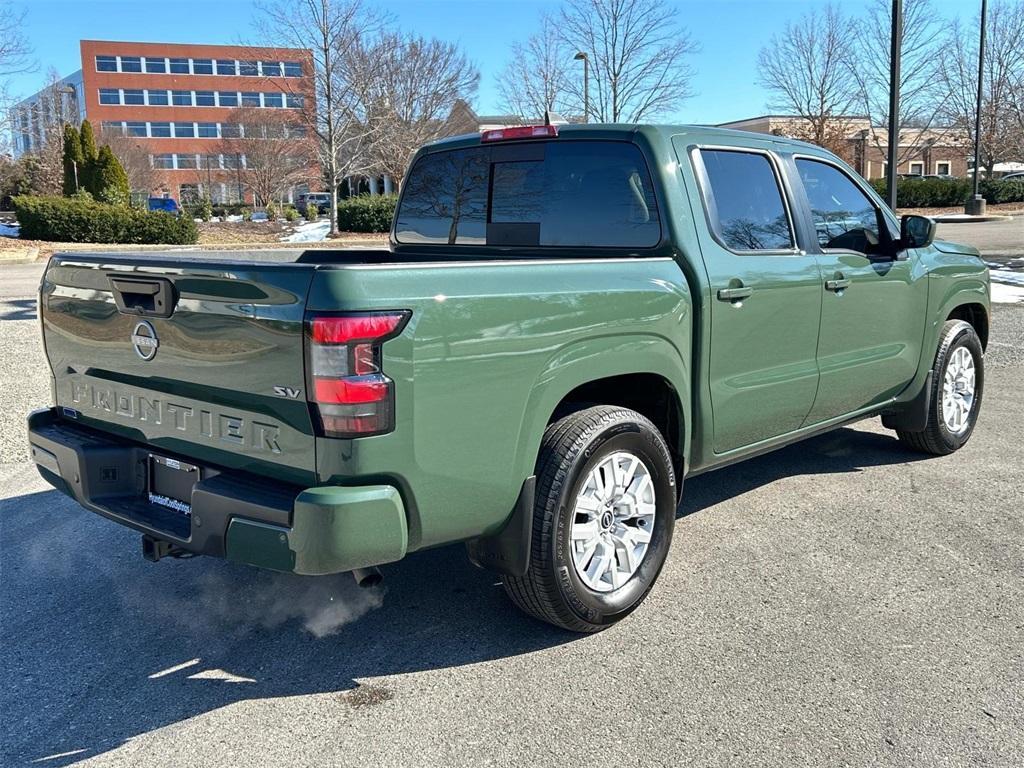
147, 454, 199, 515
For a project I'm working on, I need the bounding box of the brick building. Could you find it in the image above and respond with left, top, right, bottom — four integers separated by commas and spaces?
10, 40, 317, 205
717, 115, 972, 179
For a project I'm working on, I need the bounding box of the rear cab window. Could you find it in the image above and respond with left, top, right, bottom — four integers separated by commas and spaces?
394, 140, 661, 250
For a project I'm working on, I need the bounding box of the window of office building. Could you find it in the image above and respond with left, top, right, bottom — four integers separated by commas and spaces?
144, 57, 167, 73
283, 61, 303, 77
195, 90, 216, 107
99, 88, 120, 105
122, 89, 145, 105
148, 89, 169, 106
192, 58, 214, 75
216, 59, 236, 75
263, 92, 284, 108
169, 57, 190, 74
120, 56, 142, 73
174, 122, 195, 138
172, 90, 193, 106
96, 55, 117, 72
218, 91, 238, 107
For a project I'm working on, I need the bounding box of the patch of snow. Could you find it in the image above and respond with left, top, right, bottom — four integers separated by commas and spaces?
991, 282, 1024, 304
225, 215, 244, 222
282, 219, 331, 243
990, 269, 1024, 286
0, 222, 20, 238
250, 211, 269, 222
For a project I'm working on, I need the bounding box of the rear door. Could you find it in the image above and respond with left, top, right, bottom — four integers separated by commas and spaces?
790, 157, 929, 424
677, 141, 823, 454
41, 256, 318, 485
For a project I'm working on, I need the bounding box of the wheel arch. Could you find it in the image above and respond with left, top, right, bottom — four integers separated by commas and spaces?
513, 333, 691, 490
946, 301, 989, 350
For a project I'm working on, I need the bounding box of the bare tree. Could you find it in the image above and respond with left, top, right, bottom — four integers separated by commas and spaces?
253, 0, 383, 234
0, 5, 34, 154
757, 5, 859, 152
496, 16, 573, 118
99, 128, 159, 195
219, 107, 317, 206
359, 32, 479, 187
938, 1, 1024, 177
848, 0, 948, 166
558, 0, 697, 123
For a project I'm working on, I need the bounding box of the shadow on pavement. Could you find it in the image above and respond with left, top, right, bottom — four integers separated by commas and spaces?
0, 298, 37, 321
2, 424, 923, 765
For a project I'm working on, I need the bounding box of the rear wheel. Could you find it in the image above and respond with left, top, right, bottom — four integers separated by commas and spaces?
503, 406, 677, 632
897, 319, 984, 455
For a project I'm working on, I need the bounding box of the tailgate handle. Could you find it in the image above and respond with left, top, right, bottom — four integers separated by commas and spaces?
109, 277, 177, 318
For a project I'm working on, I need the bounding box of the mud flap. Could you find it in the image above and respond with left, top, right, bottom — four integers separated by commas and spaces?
466, 476, 535, 578
882, 370, 933, 433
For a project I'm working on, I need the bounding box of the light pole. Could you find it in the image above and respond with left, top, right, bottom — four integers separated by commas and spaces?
966, 0, 988, 215
885, 0, 902, 210
574, 51, 589, 124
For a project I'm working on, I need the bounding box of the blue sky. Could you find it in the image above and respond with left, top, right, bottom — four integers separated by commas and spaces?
8, 0, 977, 124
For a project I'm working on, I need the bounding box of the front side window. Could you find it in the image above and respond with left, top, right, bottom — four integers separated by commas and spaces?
169, 57, 190, 74
698, 149, 793, 251
95, 55, 117, 72
194, 90, 215, 107
120, 56, 142, 73
147, 89, 169, 106
122, 89, 145, 105
396, 141, 661, 248
796, 158, 887, 256
144, 57, 166, 73
172, 90, 193, 106
99, 88, 120, 105
192, 58, 213, 75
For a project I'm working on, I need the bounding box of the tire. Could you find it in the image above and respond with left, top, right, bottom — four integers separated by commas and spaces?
897, 319, 984, 455
502, 406, 677, 633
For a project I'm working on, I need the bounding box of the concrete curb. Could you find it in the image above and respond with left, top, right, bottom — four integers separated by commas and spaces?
0, 247, 40, 264
932, 213, 1015, 223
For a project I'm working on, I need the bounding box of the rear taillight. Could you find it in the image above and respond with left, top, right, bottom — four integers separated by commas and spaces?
306, 311, 410, 438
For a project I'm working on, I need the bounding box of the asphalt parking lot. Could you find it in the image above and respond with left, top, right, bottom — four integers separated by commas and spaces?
2, 259, 1023, 767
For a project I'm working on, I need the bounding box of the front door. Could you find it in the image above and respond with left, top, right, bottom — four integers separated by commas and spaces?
681, 143, 823, 454
792, 157, 929, 425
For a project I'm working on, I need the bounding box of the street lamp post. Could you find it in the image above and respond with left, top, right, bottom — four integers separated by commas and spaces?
966, 0, 988, 215
574, 52, 589, 124
885, 0, 902, 211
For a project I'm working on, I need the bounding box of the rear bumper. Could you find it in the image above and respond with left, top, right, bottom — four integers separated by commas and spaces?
27, 408, 408, 575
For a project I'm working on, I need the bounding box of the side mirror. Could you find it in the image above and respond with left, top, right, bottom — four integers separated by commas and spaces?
900, 214, 937, 249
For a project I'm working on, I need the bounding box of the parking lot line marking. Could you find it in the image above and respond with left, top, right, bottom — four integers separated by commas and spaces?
148, 658, 201, 679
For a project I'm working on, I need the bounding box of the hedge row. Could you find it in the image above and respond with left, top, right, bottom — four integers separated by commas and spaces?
337, 194, 397, 232
13, 196, 198, 244
869, 177, 1024, 207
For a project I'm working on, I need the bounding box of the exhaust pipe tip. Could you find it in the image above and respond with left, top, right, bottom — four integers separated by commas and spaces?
351, 566, 383, 588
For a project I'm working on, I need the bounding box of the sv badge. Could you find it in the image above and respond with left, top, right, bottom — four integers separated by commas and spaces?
272, 386, 302, 399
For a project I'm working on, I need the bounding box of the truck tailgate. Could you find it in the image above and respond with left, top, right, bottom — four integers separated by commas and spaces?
40, 255, 318, 486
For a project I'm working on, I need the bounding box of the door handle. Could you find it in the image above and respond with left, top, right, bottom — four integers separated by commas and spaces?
717, 286, 754, 302
825, 277, 851, 292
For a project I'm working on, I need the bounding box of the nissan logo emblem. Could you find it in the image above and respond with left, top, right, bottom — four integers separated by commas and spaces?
131, 320, 159, 361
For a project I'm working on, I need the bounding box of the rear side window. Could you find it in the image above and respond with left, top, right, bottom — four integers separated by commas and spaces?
395, 141, 661, 248
698, 149, 793, 251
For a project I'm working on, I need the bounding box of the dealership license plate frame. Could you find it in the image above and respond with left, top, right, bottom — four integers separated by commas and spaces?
147, 453, 200, 516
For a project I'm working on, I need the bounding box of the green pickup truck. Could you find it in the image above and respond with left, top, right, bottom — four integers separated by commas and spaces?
28, 124, 989, 632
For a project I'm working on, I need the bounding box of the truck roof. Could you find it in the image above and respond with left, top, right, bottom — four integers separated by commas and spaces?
423, 123, 830, 155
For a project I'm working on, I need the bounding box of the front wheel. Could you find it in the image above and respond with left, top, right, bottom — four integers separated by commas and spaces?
502, 406, 677, 633
897, 319, 984, 455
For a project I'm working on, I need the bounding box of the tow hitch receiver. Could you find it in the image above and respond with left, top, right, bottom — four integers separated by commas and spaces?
142, 535, 189, 562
